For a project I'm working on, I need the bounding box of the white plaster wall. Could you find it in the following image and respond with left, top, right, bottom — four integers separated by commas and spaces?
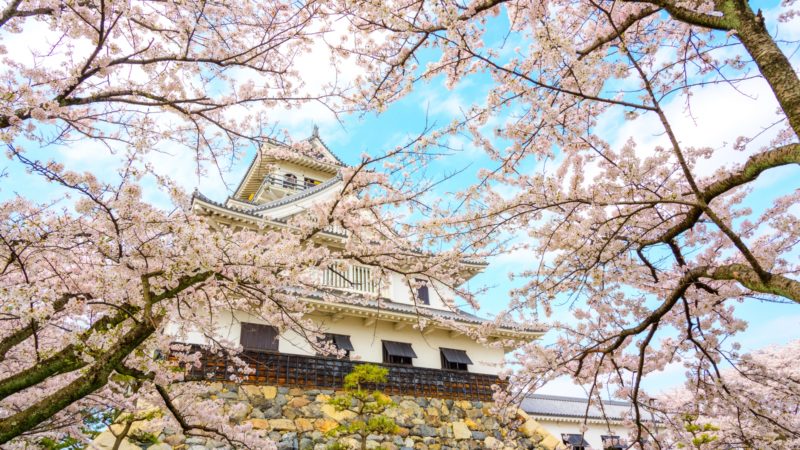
388, 272, 456, 311
312, 315, 505, 375
165, 312, 506, 375
536, 420, 631, 450
163, 309, 238, 346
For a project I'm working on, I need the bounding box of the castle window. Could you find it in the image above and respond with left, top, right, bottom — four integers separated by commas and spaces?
382, 340, 416, 366
304, 177, 321, 188
601, 436, 625, 450
240, 322, 279, 352
415, 278, 430, 305
318, 333, 354, 358
561, 434, 589, 450
440, 348, 472, 371
283, 173, 297, 188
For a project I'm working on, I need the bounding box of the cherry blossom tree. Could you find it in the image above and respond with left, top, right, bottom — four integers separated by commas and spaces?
328, 0, 800, 446
0, 0, 343, 161
4, 0, 800, 448
653, 340, 800, 449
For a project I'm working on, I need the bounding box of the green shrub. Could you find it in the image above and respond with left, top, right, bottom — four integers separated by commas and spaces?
326, 364, 399, 450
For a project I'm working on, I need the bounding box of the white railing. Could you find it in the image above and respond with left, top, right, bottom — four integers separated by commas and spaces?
322, 223, 348, 236
321, 263, 379, 294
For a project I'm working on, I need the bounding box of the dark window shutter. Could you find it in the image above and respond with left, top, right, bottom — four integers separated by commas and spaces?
601, 436, 625, 450
240, 322, 279, 352
331, 334, 354, 351
440, 348, 472, 371
562, 434, 590, 450
382, 341, 416, 365
383, 341, 417, 358
318, 333, 354, 358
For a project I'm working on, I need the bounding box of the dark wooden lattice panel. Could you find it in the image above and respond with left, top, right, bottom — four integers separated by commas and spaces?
177, 345, 505, 402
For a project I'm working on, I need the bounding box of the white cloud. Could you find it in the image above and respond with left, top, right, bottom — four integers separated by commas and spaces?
735, 312, 800, 351
257, 20, 367, 138
640, 362, 686, 394
598, 76, 783, 180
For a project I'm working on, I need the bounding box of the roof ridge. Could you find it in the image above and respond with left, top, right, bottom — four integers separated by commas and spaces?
308, 133, 346, 166
527, 394, 631, 406
232, 150, 261, 199
299, 293, 543, 332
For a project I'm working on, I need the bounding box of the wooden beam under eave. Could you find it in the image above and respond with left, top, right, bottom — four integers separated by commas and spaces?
393, 322, 407, 331
449, 330, 464, 338
422, 326, 436, 336
363, 317, 376, 327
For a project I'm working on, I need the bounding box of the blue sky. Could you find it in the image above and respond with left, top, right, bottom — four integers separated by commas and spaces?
2, 0, 798, 396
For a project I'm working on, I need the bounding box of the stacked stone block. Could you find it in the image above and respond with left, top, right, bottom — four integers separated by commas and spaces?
106, 383, 563, 450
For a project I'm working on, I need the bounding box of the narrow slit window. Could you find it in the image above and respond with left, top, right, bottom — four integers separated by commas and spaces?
415, 278, 430, 305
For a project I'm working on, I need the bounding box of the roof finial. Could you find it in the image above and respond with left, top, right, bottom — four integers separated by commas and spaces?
312, 124, 319, 138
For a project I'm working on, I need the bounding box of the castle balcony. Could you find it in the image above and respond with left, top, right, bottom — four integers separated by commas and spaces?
320, 263, 380, 295
266, 173, 315, 192
180, 346, 504, 402
251, 173, 323, 201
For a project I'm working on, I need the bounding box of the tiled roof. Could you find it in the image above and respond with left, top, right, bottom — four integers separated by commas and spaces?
193, 190, 259, 215
232, 151, 262, 199
364, 298, 493, 326
521, 394, 634, 421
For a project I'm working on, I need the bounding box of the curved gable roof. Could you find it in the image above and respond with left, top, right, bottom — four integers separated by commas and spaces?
232, 131, 346, 201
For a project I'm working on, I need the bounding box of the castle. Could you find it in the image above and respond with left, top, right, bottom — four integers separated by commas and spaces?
95, 130, 635, 450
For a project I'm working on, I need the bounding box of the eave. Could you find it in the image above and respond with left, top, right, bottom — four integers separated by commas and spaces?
191, 194, 347, 243
261, 153, 341, 174
527, 414, 628, 425
304, 297, 545, 343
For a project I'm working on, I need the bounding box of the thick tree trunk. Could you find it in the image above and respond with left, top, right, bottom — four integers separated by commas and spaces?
0, 306, 134, 402
0, 321, 155, 444
0, 349, 84, 401
725, 0, 800, 135
655, 0, 800, 135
